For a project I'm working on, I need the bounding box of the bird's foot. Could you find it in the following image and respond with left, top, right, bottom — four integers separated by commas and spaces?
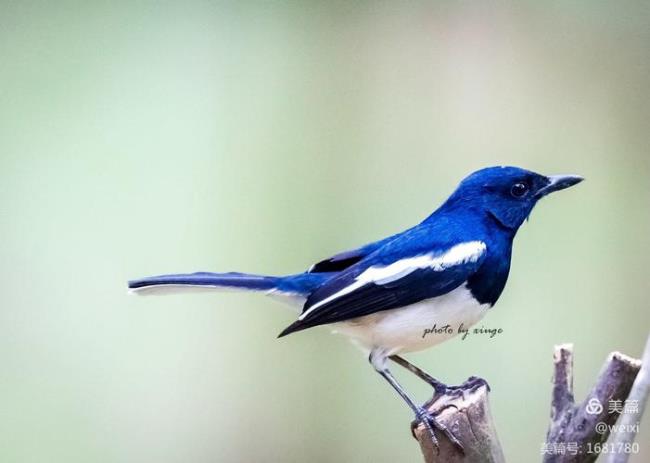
462, 375, 490, 392
428, 379, 450, 395
438, 376, 490, 399
410, 406, 464, 453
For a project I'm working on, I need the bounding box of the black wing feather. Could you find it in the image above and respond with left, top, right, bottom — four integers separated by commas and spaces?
307, 232, 403, 273
279, 255, 485, 337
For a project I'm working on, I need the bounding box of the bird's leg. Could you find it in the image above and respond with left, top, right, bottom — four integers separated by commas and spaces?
390, 356, 490, 397
369, 350, 463, 452
389, 355, 448, 394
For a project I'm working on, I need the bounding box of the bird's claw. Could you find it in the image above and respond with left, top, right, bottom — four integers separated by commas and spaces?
436, 376, 490, 399
430, 381, 449, 395
461, 375, 490, 392
411, 406, 464, 453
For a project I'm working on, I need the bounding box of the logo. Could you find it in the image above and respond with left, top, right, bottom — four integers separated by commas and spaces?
586, 398, 603, 415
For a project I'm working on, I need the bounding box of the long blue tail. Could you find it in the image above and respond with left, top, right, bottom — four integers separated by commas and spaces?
128, 271, 331, 305
129, 272, 279, 291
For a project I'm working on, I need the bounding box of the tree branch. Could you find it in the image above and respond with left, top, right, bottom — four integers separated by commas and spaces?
543, 345, 642, 463
605, 334, 650, 463
551, 343, 575, 421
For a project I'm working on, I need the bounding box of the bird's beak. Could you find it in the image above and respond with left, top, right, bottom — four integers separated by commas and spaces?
535, 174, 584, 198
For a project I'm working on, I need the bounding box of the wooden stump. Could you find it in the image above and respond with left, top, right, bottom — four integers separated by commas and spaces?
413, 378, 505, 463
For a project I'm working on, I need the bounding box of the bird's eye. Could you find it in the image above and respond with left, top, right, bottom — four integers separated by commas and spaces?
510, 182, 529, 198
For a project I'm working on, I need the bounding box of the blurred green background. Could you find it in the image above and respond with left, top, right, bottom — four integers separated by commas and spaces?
1, 1, 649, 462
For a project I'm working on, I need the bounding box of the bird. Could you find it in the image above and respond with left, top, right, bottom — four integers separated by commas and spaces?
128, 166, 583, 448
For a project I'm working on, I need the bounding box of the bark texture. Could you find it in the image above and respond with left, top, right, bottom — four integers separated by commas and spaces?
543, 344, 641, 463
605, 335, 650, 463
413, 378, 505, 463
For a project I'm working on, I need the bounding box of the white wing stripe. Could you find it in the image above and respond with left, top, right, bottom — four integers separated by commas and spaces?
299, 241, 486, 320
298, 280, 365, 319
364, 241, 486, 285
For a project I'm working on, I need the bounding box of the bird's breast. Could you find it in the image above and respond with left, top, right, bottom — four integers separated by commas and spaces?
332, 284, 491, 354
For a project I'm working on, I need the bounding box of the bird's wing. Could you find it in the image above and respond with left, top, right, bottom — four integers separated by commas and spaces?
307, 232, 402, 273
279, 233, 487, 336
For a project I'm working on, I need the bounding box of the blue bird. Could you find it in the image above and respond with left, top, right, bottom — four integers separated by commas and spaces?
129, 166, 583, 448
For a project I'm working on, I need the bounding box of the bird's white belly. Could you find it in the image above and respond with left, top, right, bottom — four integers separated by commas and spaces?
332, 285, 490, 354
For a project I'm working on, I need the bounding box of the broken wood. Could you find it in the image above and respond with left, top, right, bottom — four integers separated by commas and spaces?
412, 378, 505, 463
605, 335, 650, 463
543, 344, 641, 463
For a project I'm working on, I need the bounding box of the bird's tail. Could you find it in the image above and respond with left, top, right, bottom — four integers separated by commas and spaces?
128, 271, 330, 306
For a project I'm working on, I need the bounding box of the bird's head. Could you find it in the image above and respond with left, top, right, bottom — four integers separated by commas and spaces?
441, 166, 584, 230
